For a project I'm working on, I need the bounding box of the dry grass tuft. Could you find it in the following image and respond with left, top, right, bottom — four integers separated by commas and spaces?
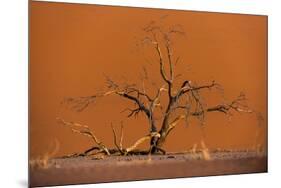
184, 140, 211, 160
200, 140, 211, 160
29, 139, 60, 169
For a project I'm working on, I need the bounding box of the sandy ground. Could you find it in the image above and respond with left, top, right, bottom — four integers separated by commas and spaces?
29, 151, 267, 187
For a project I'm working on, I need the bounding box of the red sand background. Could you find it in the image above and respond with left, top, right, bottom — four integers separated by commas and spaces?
29, 1, 267, 158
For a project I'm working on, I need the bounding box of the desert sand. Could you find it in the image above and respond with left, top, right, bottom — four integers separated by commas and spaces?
30, 151, 267, 187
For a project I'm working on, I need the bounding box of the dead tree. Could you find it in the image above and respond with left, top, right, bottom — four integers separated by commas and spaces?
60, 21, 252, 155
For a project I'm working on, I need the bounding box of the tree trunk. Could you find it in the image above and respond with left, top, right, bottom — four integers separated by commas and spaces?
155, 98, 175, 150
150, 113, 171, 154
157, 120, 170, 147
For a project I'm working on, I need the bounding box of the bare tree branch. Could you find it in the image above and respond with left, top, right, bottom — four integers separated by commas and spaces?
125, 132, 161, 153
191, 93, 252, 116
125, 87, 153, 102
155, 42, 171, 85
111, 123, 124, 154
165, 41, 174, 82
120, 122, 124, 150
176, 80, 217, 99
56, 118, 111, 155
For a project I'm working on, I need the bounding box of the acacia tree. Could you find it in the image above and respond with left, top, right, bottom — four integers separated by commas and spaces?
58, 21, 252, 156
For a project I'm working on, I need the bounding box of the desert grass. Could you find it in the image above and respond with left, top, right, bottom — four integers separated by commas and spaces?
29, 139, 60, 170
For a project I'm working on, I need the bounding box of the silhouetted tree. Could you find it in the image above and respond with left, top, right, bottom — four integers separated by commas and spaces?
58, 21, 252, 156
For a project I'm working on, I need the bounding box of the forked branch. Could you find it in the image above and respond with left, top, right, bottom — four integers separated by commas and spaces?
191, 93, 252, 116
56, 118, 110, 155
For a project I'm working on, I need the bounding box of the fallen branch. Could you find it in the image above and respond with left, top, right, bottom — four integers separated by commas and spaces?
56, 118, 110, 156
126, 132, 161, 153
